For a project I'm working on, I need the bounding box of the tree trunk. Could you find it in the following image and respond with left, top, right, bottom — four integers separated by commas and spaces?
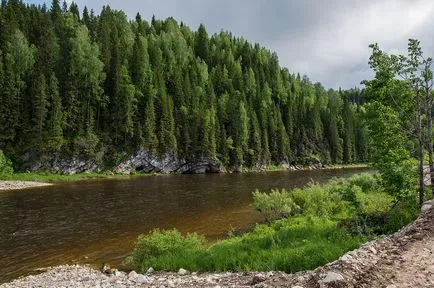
428, 98, 434, 196
418, 106, 425, 206
419, 139, 425, 206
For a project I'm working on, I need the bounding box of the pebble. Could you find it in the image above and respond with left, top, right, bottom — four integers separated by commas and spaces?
178, 268, 189, 275
147, 267, 155, 274
127, 271, 137, 279
251, 273, 267, 284
318, 271, 344, 284
136, 274, 149, 284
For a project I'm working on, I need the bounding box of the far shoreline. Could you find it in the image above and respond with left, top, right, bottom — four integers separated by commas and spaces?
0, 163, 371, 189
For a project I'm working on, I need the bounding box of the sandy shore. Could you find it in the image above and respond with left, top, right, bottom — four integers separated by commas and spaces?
0, 181, 53, 191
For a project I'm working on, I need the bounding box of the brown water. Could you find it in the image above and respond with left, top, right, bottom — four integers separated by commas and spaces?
0, 168, 369, 283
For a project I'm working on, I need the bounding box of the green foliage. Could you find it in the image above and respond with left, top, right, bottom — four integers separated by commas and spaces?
363, 39, 432, 205
364, 101, 417, 199
254, 173, 395, 229
0, 150, 13, 175
127, 218, 365, 274
254, 173, 389, 221
252, 189, 299, 222
200, 217, 364, 273
381, 198, 420, 234
73, 132, 100, 159
291, 184, 344, 218
346, 172, 381, 193
125, 229, 205, 272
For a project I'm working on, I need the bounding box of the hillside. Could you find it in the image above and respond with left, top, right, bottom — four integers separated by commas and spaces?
0, 0, 367, 173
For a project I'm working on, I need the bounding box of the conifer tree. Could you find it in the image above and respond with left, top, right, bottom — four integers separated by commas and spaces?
0, 3, 368, 170
31, 72, 48, 145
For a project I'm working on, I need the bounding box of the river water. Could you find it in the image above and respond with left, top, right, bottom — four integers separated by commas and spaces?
0, 168, 369, 282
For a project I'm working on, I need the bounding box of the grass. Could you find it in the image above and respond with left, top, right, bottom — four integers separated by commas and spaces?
0, 171, 156, 182
126, 173, 411, 274
126, 217, 366, 273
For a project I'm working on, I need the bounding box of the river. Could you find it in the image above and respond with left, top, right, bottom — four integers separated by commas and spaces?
0, 168, 369, 283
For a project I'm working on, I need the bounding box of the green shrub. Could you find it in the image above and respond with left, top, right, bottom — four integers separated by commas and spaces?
381, 198, 419, 234
253, 174, 387, 221
339, 211, 389, 236
346, 173, 380, 193
126, 229, 205, 272
0, 150, 13, 175
252, 188, 299, 222
73, 133, 100, 159
291, 184, 345, 218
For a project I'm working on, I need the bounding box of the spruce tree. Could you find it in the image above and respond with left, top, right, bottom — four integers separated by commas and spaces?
31, 72, 48, 145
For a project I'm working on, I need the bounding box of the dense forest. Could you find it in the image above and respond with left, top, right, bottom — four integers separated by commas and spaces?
0, 0, 368, 171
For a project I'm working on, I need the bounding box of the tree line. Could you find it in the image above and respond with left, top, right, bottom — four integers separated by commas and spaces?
0, 0, 368, 171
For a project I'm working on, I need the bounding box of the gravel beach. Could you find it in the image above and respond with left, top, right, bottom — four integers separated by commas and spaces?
0, 181, 52, 191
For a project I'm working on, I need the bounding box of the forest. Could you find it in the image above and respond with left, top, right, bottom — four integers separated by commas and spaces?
0, 0, 368, 171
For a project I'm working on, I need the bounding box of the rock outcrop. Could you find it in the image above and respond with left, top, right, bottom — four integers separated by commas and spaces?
21, 152, 102, 175
19, 150, 227, 175
17, 148, 333, 175
114, 151, 226, 174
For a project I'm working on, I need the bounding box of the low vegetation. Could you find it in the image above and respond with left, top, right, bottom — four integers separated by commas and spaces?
0, 171, 150, 182
0, 150, 13, 176
126, 173, 422, 274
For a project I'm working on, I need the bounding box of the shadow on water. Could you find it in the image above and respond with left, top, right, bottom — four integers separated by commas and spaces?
0, 167, 370, 283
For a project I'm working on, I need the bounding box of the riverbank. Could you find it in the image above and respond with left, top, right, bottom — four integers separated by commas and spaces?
0, 181, 53, 191
2, 199, 433, 288
0, 163, 370, 183
0, 171, 150, 183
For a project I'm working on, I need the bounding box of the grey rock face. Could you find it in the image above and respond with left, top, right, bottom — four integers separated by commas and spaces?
115, 150, 225, 174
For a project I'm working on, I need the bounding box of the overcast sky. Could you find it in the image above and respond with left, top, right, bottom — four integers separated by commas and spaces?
24, 0, 434, 89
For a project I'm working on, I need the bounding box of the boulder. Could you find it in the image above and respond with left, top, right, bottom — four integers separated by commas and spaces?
421, 200, 434, 213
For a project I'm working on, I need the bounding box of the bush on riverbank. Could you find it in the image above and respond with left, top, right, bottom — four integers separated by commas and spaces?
127, 173, 420, 274
0, 150, 13, 175
251, 189, 299, 222
253, 173, 393, 221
